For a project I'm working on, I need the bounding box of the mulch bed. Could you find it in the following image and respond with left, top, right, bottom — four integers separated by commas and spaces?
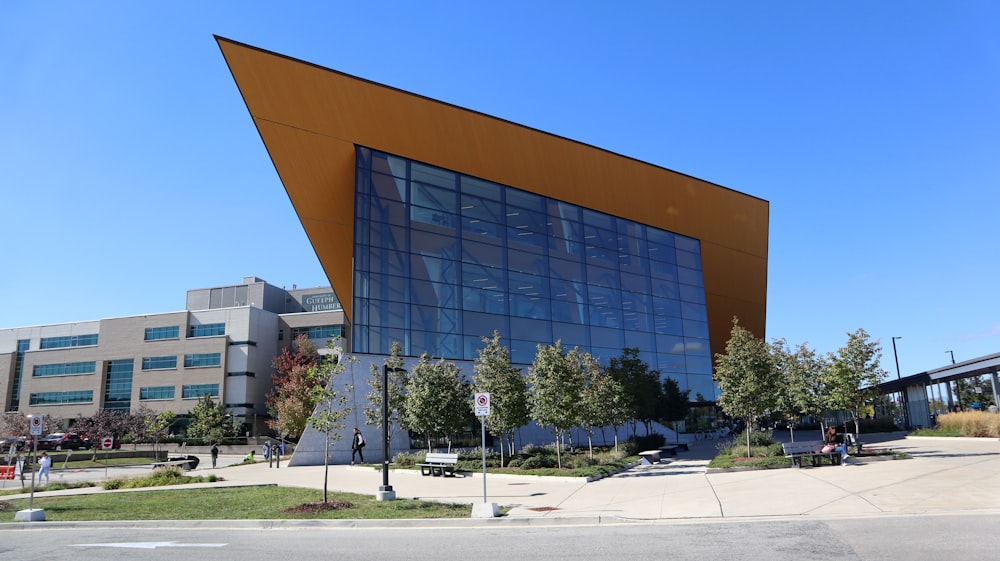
282, 501, 355, 514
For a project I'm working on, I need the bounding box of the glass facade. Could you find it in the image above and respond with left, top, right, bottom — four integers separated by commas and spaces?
189, 323, 225, 337
33, 361, 97, 377
140, 386, 175, 400
30, 390, 94, 405
184, 353, 221, 368
9, 339, 28, 411
142, 356, 178, 370
182, 384, 219, 398
291, 325, 343, 340
104, 359, 133, 410
353, 148, 715, 398
40, 334, 98, 349
145, 326, 180, 340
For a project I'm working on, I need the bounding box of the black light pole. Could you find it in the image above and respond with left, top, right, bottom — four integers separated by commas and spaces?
892, 337, 903, 380
379, 364, 406, 501
946, 350, 955, 365
892, 336, 909, 429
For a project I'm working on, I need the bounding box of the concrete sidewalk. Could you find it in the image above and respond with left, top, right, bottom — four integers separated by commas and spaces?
5, 435, 1000, 523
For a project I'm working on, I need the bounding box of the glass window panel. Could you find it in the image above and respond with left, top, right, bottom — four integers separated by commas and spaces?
411, 182, 456, 213
510, 317, 552, 342
650, 259, 678, 282
687, 374, 719, 401
368, 327, 407, 356
624, 330, 655, 351
462, 262, 506, 289
365, 272, 407, 303
463, 285, 507, 314
657, 354, 687, 374
586, 263, 618, 288
411, 161, 456, 190
620, 271, 649, 293
681, 302, 707, 321
366, 299, 406, 329
463, 239, 504, 268
581, 208, 615, 230
682, 319, 710, 339
675, 235, 699, 253
506, 189, 545, 213
590, 305, 622, 329
619, 254, 650, 276
368, 187, 408, 221
684, 338, 712, 356
506, 226, 546, 252
653, 315, 684, 336
463, 311, 508, 340
509, 271, 548, 296
367, 244, 407, 277
678, 266, 704, 287
461, 216, 504, 241
509, 340, 537, 365
370, 151, 408, 179
652, 296, 682, 318
508, 248, 547, 275
410, 304, 459, 333
549, 234, 583, 258
676, 249, 701, 270
410, 278, 456, 308
552, 321, 588, 346
412, 254, 458, 284
549, 255, 584, 281
410, 229, 458, 260
510, 294, 550, 320
679, 284, 706, 304
686, 355, 713, 375
651, 279, 679, 301
656, 334, 687, 355
551, 297, 586, 323
411, 206, 458, 230
588, 284, 620, 309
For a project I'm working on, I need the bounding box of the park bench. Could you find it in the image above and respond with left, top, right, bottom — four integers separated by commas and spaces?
638, 450, 661, 465
658, 445, 679, 457
418, 452, 459, 477
782, 440, 841, 468
844, 433, 865, 454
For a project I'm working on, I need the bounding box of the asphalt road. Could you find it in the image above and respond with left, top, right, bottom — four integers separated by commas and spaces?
1, 513, 998, 561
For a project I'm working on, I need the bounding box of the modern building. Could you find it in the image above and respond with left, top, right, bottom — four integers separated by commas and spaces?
217, 37, 769, 465
0, 277, 346, 434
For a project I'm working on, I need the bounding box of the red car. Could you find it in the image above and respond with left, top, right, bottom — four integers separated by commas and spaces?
36, 432, 91, 451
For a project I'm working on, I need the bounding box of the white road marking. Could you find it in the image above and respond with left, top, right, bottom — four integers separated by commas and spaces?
72, 542, 227, 549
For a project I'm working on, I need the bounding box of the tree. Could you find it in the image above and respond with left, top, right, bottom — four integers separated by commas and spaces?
528, 341, 586, 468
186, 394, 229, 442
659, 377, 691, 445
606, 348, 662, 436
771, 339, 827, 441
307, 339, 356, 502
953, 377, 996, 410
471, 331, 530, 465
70, 409, 130, 459
578, 351, 627, 458
824, 328, 888, 436
266, 334, 321, 439
144, 410, 177, 457
403, 353, 469, 451
714, 318, 779, 457
365, 341, 408, 448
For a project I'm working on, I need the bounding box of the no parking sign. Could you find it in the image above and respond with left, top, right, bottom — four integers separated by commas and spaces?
474, 393, 490, 417
29, 414, 43, 436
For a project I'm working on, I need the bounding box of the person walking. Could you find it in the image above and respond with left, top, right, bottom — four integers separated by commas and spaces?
38, 452, 51, 484
210, 443, 219, 468
351, 428, 365, 464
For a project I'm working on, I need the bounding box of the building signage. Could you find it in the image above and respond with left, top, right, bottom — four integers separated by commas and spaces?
302, 292, 342, 312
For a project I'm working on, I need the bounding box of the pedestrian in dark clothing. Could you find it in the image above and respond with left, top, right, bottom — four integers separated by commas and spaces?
210, 443, 219, 468
351, 428, 365, 464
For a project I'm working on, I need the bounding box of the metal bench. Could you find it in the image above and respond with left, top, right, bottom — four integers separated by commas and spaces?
417, 452, 459, 476
782, 440, 840, 467
638, 450, 661, 465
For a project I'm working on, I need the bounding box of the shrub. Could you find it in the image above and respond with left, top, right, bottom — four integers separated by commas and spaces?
936, 411, 1000, 437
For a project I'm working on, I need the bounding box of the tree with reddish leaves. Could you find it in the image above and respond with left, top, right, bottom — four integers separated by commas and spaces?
266, 335, 321, 439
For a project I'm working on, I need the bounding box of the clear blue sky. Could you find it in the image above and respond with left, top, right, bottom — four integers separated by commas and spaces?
3, 2, 998, 377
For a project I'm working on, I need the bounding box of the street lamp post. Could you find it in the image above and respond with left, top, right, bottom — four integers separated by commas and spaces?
891, 336, 909, 430
892, 337, 903, 380
379, 364, 406, 501
946, 350, 955, 365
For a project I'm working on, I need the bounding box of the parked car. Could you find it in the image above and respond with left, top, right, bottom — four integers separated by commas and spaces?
36, 432, 91, 451
83, 435, 122, 450
0, 436, 27, 453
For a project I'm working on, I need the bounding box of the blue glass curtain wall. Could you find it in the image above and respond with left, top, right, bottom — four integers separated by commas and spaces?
353, 147, 715, 397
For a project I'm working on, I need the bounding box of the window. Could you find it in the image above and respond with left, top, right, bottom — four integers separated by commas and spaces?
29, 391, 93, 405
142, 356, 178, 370
182, 384, 219, 398
184, 353, 221, 368
189, 323, 225, 337
39, 334, 98, 349
33, 361, 96, 377
290, 325, 343, 340
140, 386, 175, 400
104, 359, 133, 411
144, 326, 180, 341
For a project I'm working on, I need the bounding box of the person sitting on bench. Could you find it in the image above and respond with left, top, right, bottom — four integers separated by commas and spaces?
824, 427, 850, 464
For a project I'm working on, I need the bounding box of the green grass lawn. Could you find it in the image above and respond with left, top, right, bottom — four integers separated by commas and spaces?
0, 486, 476, 521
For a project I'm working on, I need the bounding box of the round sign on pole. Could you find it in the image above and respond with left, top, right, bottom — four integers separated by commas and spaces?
29, 415, 44, 436
474, 392, 491, 416
101, 437, 113, 450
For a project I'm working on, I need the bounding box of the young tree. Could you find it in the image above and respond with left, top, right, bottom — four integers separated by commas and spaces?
70, 409, 130, 459
403, 353, 468, 451
606, 348, 662, 436
824, 328, 889, 437
471, 331, 530, 465
266, 334, 320, 439
578, 350, 626, 459
771, 339, 827, 441
145, 410, 177, 457
186, 394, 229, 443
528, 341, 586, 468
307, 339, 356, 503
365, 341, 409, 448
659, 376, 691, 445
714, 318, 779, 457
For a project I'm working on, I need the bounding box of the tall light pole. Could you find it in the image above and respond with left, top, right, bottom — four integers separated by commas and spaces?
946, 350, 955, 364
378, 364, 406, 501
892, 337, 903, 379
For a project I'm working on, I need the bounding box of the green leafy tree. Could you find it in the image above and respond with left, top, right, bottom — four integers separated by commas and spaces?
659, 377, 691, 445
714, 318, 779, 457
953, 377, 995, 410
528, 341, 586, 468
771, 339, 827, 441
365, 341, 408, 448
403, 353, 468, 451
144, 410, 177, 457
471, 331, 530, 465
70, 409, 130, 459
824, 328, 888, 437
606, 348, 662, 436
266, 334, 321, 439
578, 351, 626, 458
307, 339, 356, 502
186, 394, 229, 443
